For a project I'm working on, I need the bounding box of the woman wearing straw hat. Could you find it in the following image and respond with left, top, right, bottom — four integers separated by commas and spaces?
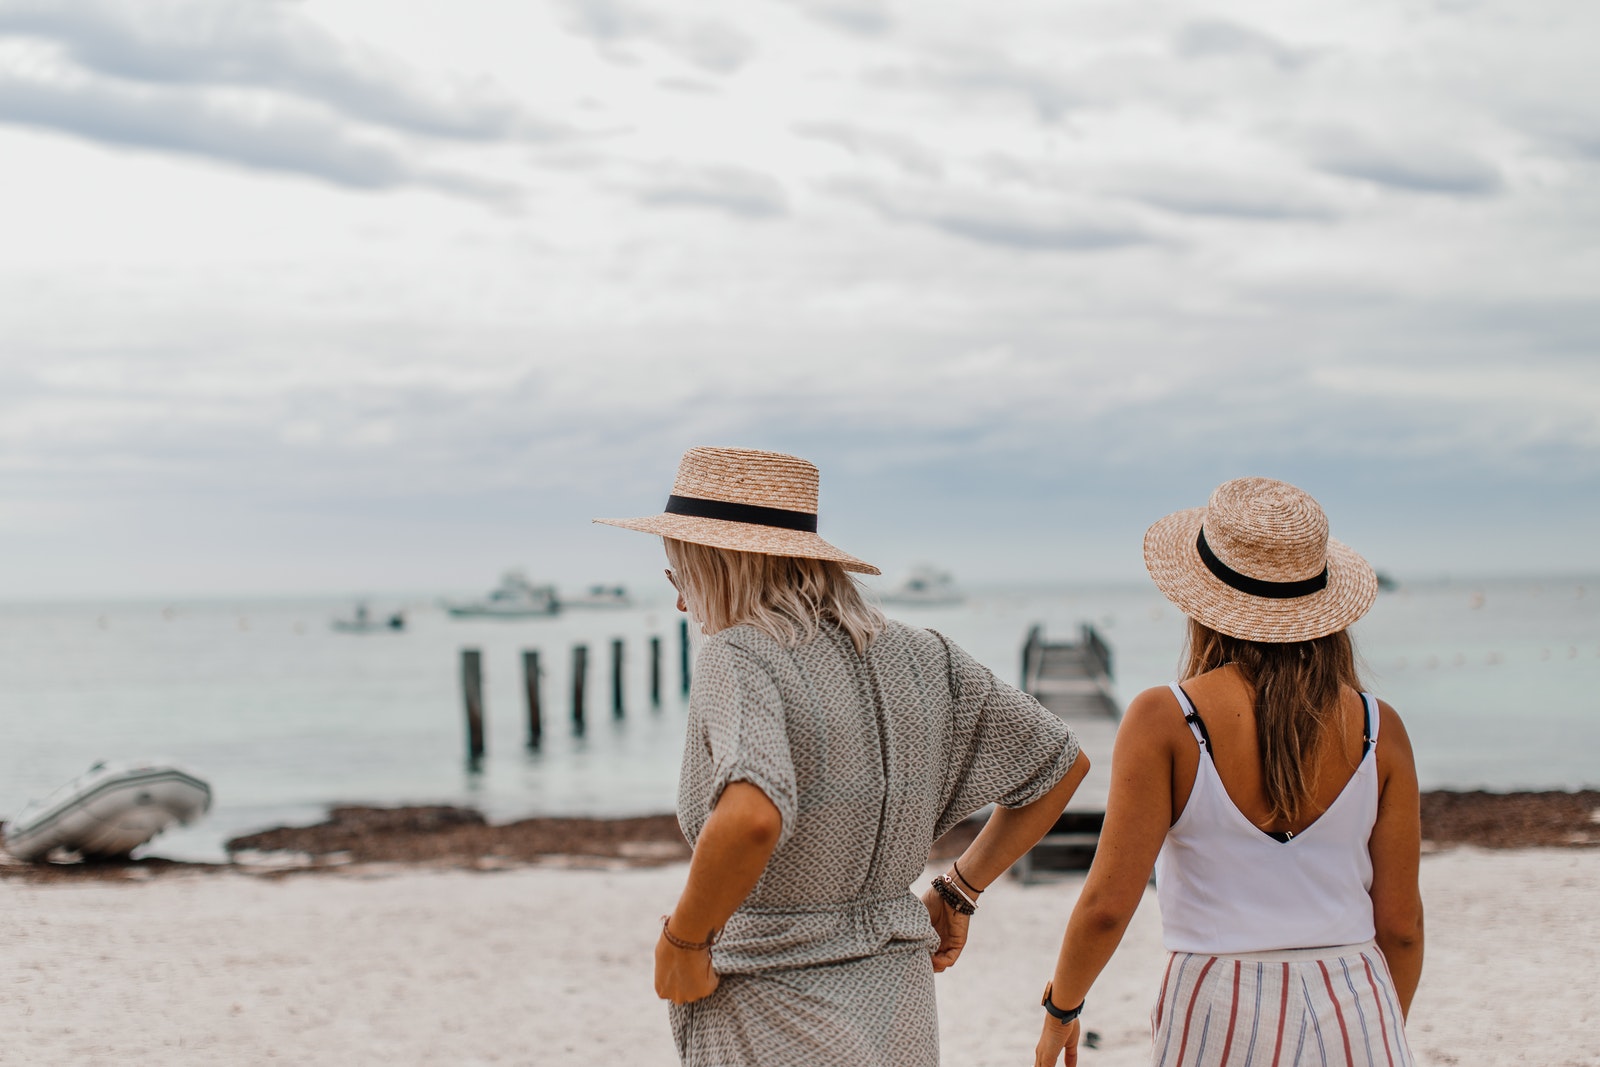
1032, 477, 1422, 1067
596, 446, 1090, 1067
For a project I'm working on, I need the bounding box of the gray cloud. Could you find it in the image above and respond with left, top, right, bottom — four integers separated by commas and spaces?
637, 165, 788, 217
1173, 19, 1308, 70
1301, 126, 1503, 195
1117, 170, 1338, 221
0, 68, 511, 198
877, 55, 1081, 122
779, 0, 894, 37
0, 0, 551, 141
830, 178, 1152, 251
557, 0, 754, 74
794, 120, 942, 178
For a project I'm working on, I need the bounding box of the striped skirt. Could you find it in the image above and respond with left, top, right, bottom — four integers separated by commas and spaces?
1150, 942, 1412, 1067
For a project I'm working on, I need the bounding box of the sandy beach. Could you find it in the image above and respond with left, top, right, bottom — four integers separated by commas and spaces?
3, 843, 1596, 1066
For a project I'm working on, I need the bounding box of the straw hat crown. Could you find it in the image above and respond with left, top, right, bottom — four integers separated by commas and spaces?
1202, 477, 1330, 585
1143, 476, 1377, 643
594, 446, 879, 575
671, 447, 820, 513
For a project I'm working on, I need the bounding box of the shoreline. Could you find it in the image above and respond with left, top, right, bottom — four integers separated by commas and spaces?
3, 788, 1596, 884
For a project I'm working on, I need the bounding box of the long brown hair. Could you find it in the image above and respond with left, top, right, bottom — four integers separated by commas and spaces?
1181, 619, 1364, 825
664, 538, 887, 654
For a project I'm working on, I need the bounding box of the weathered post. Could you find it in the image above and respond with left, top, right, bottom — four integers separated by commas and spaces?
679, 617, 691, 696
523, 649, 543, 749
611, 638, 625, 719
572, 644, 588, 735
649, 636, 662, 707
461, 649, 485, 766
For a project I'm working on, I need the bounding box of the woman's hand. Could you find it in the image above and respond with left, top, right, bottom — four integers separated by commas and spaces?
654, 932, 721, 1005
1034, 1015, 1080, 1067
920, 886, 970, 972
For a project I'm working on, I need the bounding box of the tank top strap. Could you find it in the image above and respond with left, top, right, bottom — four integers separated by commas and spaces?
1360, 692, 1378, 753
1167, 682, 1210, 750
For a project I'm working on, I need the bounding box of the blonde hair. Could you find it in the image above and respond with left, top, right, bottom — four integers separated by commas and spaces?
664, 538, 886, 654
1181, 619, 1364, 826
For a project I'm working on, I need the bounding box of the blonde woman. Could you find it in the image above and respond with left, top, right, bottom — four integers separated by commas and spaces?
597, 446, 1089, 1067
1032, 478, 1422, 1067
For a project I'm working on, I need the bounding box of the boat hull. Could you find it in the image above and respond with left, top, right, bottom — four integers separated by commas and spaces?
3, 763, 212, 862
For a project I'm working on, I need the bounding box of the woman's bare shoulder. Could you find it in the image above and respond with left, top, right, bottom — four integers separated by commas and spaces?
1117, 685, 1188, 739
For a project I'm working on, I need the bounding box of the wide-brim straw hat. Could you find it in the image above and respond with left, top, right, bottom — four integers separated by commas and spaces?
1144, 477, 1377, 643
593, 446, 880, 575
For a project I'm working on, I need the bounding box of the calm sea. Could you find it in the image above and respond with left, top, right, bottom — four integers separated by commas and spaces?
2, 576, 1596, 861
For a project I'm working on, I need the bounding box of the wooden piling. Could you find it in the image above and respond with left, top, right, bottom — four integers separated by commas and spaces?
679, 617, 691, 695
572, 644, 588, 735
461, 649, 485, 766
649, 636, 662, 707
611, 638, 625, 718
523, 650, 543, 749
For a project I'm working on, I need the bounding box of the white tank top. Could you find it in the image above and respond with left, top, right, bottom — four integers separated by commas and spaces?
1153, 682, 1380, 954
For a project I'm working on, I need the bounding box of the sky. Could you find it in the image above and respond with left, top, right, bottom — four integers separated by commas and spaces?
0, 0, 1596, 599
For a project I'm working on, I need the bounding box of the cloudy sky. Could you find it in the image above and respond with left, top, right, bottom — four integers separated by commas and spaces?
0, 0, 1595, 598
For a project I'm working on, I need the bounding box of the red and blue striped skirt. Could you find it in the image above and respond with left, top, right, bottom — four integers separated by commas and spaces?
1150, 942, 1412, 1067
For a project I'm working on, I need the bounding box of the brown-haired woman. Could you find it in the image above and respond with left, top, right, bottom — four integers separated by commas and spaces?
1033, 477, 1422, 1067
597, 447, 1090, 1067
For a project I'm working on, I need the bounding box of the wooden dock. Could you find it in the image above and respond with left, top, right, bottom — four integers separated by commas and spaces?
1013, 624, 1122, 881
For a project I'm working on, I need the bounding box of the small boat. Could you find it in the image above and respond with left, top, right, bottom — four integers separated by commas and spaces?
3, 761, 212, 862
445, 571, 560, 618
561, 584, 632, 609
331, 602, 405, 632
878, 566, 964, 607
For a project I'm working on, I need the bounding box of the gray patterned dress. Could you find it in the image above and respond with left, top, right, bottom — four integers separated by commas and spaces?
669, 619, 1081, 1067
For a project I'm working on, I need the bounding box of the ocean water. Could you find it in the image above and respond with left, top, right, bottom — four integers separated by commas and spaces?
1, 576, 1596, 861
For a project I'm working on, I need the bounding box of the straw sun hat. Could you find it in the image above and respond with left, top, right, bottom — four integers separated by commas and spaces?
1143, 477, 1377, 643
593, 446, 880, 575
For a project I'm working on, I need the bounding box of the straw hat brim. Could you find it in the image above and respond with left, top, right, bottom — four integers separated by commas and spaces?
1143, 505, 1377, 643
592, 514, 881, 575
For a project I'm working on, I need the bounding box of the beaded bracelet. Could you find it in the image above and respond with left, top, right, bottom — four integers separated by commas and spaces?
660, 915, 721, 951
930, 874, 977, 915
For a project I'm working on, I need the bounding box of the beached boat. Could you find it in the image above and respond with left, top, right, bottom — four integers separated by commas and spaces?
561, 584, 632, 609
3, 761, 212, 862
445, 571, 560, 618
877, 566, 965, 606
331, 603, 405, 632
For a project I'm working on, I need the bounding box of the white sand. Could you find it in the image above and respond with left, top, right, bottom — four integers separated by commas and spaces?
3, 848, 1596, 1066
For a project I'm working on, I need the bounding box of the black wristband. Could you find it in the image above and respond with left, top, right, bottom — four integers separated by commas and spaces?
1041, 985, 1084, 1024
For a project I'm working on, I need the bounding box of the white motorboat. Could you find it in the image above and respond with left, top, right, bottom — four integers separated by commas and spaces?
3, 760, 212, 862
877, 566, 965, 606
445, 571, 560, 618
561, 584, 632, 609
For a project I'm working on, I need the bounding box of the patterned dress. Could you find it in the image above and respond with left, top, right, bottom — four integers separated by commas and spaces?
669, 619, 1081, 1067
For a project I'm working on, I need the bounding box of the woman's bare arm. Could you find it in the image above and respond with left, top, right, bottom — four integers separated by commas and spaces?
1368, 702, 1424, 1017
922, 750, 1091, 972
959, 749, 1093, 887
655, 781, 783, 1004
1035, 688, 1178, 1066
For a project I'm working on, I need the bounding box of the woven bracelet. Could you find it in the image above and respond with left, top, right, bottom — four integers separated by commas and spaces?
930, 875, 976, 916
660, 915, 720, 951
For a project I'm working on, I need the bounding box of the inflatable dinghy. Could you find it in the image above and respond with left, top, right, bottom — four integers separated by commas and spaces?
3, 761, 212, 862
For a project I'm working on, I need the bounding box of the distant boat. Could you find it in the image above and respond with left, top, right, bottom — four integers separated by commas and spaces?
878, 566, 964, 607
331, 602, 405, 633
1376, 572, 1400, 593
561, 584, 632, 609
445, 571, 560, 618
3, 761, 212, 862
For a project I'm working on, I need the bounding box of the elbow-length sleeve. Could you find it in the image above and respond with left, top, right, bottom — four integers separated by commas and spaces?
931, 631, 1081, 839
690, 638, 799, 850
